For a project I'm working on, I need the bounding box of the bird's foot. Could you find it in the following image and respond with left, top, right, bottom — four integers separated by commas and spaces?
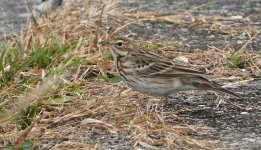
147, 99, 159, 111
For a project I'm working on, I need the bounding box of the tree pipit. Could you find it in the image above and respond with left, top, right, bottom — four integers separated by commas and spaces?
99, 38, 241, 106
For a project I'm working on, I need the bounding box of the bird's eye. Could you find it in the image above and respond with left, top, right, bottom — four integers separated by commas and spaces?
116, 40, 123, 47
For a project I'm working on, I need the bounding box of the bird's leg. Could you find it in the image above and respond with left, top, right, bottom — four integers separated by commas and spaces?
146, 98, 160, 112
146, 97, 169, 111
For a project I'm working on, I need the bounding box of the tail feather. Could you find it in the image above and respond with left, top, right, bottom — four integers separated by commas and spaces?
188, 77, 242, 98
213, 86, 242, 98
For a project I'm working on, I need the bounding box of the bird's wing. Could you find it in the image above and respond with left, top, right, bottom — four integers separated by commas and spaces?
127, 51, 207, 78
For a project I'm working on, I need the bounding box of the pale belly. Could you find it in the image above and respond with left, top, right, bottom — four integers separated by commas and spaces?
125, 78, 197, 97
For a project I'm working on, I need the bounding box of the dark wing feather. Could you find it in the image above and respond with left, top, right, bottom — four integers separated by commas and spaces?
127, 51, 206, 78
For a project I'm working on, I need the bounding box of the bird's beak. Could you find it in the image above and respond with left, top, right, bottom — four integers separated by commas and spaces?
98, 37, 109, 46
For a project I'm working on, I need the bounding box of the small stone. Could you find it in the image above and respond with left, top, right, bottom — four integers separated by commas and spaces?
241, 112, 248, 115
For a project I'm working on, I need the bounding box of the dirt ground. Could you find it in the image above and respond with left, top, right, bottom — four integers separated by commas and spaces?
0, 0, 260, 149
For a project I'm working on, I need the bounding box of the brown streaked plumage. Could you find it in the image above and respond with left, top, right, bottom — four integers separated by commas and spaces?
99, 38, 241, 103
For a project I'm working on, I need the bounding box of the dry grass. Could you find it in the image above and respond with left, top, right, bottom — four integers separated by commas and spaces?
0, 0, 260, 149
23, 81, 216, 149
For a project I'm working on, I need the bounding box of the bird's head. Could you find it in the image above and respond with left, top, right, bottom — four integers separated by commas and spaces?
99, 38, 136, 59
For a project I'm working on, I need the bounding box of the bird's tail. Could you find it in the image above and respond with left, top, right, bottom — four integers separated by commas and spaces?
190, 76, 242, 98
213, 86, 242, 98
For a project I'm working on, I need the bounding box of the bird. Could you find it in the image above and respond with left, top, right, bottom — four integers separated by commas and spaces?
98, 37, 241, 104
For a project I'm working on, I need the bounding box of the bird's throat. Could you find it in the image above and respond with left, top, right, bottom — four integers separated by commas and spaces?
109, 47, 127, 60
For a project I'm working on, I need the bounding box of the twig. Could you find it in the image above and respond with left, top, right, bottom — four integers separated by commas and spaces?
240, 32, 260, 51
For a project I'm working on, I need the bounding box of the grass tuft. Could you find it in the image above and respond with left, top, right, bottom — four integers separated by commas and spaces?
0, 25, 84, 125
227, 49, 260, 69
